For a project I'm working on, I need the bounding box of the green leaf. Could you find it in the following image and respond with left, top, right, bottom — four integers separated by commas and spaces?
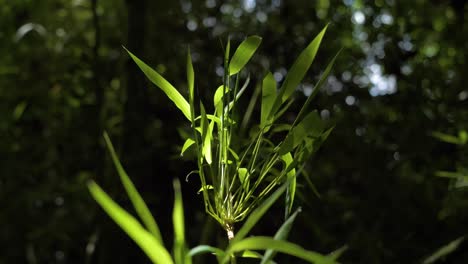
181, 138, 195, 156
173, 179, 189, 264
432, 131, 465, 145
293, 49, 341, 127
278, 111, 324, 155
125, 47, 191, 120
240, 250, 262, 258
229, 36, 262, 76
188, 245, 225, 260
103, 132, 163, 244
88, 181, 173, 264
261, 72, 277, 128
200, 103, 213, 164
423, 237, 464, 264
187, 48, 194, 101
232, 182, 288, 244
260, 208, 301, 264
197, 185, 214, 194
225, 236, 335, 264
279, 25, 327, 103
238, 168, 249, 190
268, 25, 328, 119
281, 153, 296, 217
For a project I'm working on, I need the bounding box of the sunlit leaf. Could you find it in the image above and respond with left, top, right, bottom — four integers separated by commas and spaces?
281, 153, 296, 217
173, 179, 189, 264
278, 111, 324, 155
88, 181, 173, 264
181, 138, 195, 156
225, 236, 335, 264
261, 72, 277, 128
125, 47, 191, 120
280, 25, 327, 102
103, 132, 162, 243
229, 36, 262, 76
293, 49, 341, 126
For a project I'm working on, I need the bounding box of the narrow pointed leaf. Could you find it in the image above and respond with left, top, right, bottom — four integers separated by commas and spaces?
173, 179, 188, 264
103, 132, 162, 243
189, 245, 225, 258
261, 208, 301, 264
187, 48, 194, 100
281, 153, 296, 217
232, 182, 288, 244
278, 111, 324, 155
229, 36, 262, 76
224, 236, 335, 264
293, 49, 341, 127
181, 138, 195, 156
261, 72, 277, 128
125, 47, 191, 120
279, 25, 327, 103
423, 237, 464, 264
88, 181, 173, 264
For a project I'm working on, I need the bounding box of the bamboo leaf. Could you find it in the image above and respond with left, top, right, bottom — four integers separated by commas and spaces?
103, 132, 162, 244
260, 208, 301, 264
180, 138, 195, 156
88, 181, 173, 264
278, 111, 324, 155
188, 245, 225, 261
281, 153, 296, 217
224, 236, 335, 264
238, 168, 249, 190
187, 48, 194, 101
261, 72, 277, 128
293, 49, 341, 127
125, 47, 191, 120
173, 179, 189, 264
279, 25, 327, 103
423, 237, 464, 264
229, 36, 262, 76
200, 103, 213, 164
232, 182, 288, 244
268, 25, 328, 119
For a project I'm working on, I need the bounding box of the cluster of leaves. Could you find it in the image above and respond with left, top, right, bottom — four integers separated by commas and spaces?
88, 26, 345, 263
125, 25, 339, 238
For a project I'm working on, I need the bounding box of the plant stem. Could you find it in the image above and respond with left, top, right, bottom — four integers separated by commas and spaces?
226, 224, 236, 264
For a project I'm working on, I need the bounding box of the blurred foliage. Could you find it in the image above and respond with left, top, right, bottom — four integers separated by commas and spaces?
1, 0, 467, 263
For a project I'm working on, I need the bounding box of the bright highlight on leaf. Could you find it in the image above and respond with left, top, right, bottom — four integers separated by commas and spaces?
124, 47, 191, 120
87, 181, 173, 264
229, 36, 262, 76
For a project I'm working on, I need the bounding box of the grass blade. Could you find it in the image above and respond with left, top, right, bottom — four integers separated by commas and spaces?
423, 237, 464, 264
125, 47, 191, 120
173, 179, 189, 264
281, 153, 296, 217
103, 132, 163, 244
261, 72, 277, 128
278, 111, 324, 155
224, 236, 335, 264
88, 181, 173, 264
279, 25, 327, 103
293, 49, 341, 127
229, 36, 262, 76
260, 208, 301, 264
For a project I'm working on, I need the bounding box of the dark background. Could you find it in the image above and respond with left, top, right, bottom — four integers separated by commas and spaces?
1, 0, 467, 263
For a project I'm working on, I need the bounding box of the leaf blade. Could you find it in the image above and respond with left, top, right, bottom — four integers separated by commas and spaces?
103, 132, 163, 244
229, 36, 262, 76
88, 181, 173, 264
125, 47, 191, 120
